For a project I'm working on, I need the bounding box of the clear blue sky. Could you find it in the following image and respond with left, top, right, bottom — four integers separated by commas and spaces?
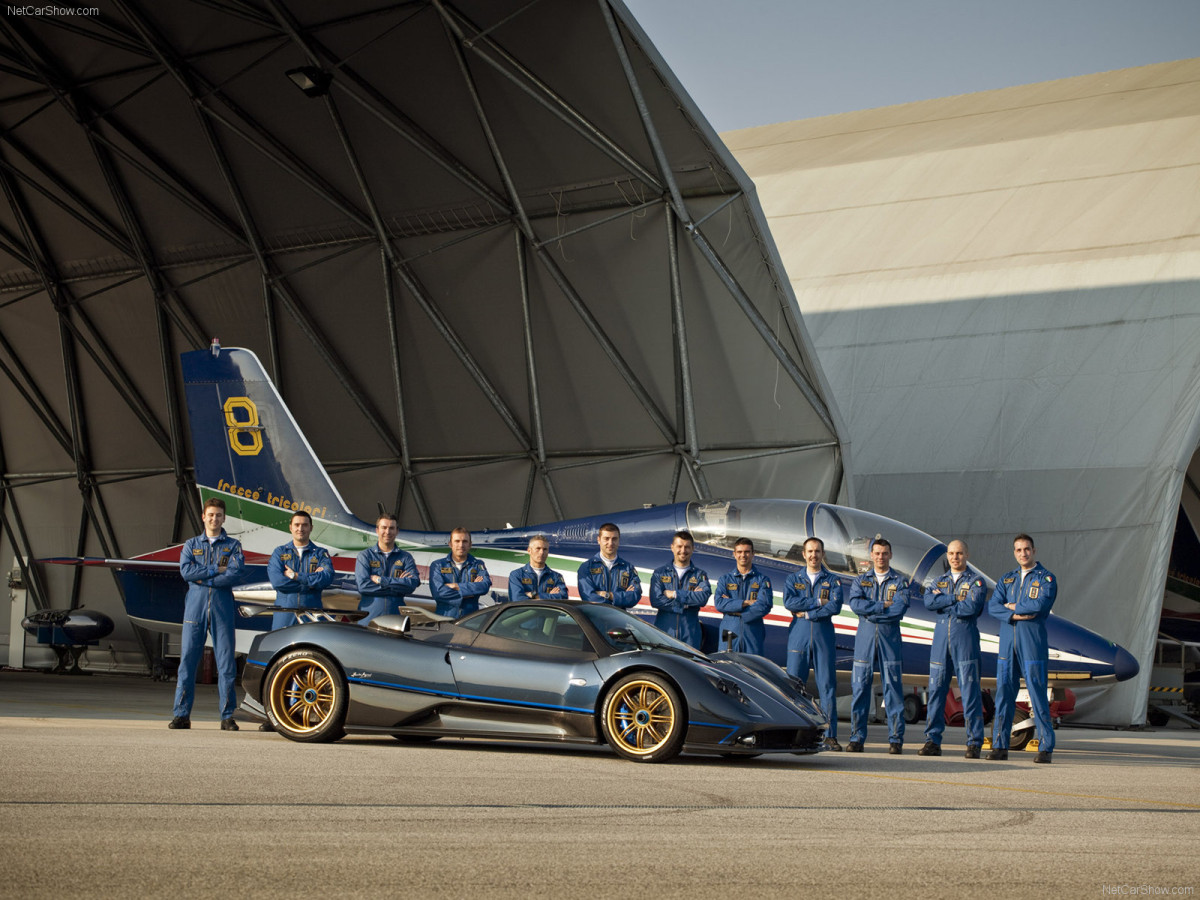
621, 0, 1200, 132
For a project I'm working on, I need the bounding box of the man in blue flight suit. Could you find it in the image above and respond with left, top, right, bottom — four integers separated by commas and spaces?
268, 511, 334, 631
649, 530, 711, 649
714, 538, 773, 655
919, 539, 987, 759
847, 538, 913, 754
507, 535, 569, 602
576, 523, 642, 608
783, 536, 844, 751
169, 497, 245, 731
987, 533, 1058, 764
430, 527, 492, 618
355, 514, 420, 624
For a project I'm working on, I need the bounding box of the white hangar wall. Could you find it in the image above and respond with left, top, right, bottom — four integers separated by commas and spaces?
725, 58, 1200, 725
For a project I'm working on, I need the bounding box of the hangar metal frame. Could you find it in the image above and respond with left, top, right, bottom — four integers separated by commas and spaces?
0, 1, 845, 665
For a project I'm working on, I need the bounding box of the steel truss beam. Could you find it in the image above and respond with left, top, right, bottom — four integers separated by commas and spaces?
438, 1, 676, 444
113, 0, 405, 461
441, 2, 664, 193
598, 0, 837, 437
0, 189, 747, 294
0, 426, 51, 610
0, 164, 125, 590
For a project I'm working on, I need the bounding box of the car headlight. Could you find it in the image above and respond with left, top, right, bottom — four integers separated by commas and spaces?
712, 676, 748, 704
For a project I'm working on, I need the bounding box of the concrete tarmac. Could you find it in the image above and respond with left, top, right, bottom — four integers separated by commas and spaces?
1, 670, 1197, 899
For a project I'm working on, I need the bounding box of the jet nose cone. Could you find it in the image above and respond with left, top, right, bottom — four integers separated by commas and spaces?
1113, 645, 1139, 682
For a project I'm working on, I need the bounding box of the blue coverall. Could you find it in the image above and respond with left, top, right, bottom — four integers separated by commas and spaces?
714, 567, 773, 655
355, 545, 420, 624
507, 564, 569, 602
922, 566, 987, 748
174, 531, 245, 720
649, 562, 711, 648
848, 570, 912, 745
783, 568, 844, 738
430, 554, 492, 618
988, 563, 1058, 752
576, 555, 642, 609
268, 541, 334, 630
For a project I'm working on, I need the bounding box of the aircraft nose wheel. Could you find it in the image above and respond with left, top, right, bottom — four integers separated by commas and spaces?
1009, 706, 1034, 751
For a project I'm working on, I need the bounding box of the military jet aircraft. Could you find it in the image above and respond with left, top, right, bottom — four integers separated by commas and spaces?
48, 345, 1139, 737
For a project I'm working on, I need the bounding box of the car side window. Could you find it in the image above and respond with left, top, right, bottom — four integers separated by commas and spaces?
487, 607, 588, 651
456, 610, 488, 632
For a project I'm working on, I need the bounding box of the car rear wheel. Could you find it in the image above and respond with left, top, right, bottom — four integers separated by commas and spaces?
265, 649, 347, 743
601, 673, 686, 763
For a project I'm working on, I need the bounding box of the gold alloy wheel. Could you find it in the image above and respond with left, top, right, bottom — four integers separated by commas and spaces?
605, 678, 678, 756
269, 655, 338, 734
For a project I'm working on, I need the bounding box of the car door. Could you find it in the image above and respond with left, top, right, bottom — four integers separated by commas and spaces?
448, 606, 604, 716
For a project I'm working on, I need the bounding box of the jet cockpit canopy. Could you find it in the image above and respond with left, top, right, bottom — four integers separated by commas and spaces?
686, 499, 973, 588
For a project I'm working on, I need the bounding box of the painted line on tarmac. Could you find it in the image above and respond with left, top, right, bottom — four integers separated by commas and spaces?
834, 770, 1200, 810
3, 801, 1198, 813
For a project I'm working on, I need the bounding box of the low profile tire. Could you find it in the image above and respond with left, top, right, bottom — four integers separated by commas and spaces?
601, 673, 686, 763
265, 648, 348, 743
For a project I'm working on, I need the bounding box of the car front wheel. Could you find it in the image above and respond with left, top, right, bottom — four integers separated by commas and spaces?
600, 673, 686, 763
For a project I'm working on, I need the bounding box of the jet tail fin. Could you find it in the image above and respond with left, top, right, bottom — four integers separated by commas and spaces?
182, 346, 365, 532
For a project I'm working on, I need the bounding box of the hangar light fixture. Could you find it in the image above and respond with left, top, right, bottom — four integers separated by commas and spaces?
286, 66, 332, 98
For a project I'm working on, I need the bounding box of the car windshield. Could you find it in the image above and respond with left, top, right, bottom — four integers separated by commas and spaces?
577, 603, 705, 656
686, 498, 959, 586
